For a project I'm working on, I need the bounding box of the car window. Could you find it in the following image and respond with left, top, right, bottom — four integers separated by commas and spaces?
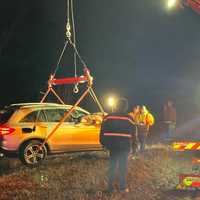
20, 111, 46, 122
44, 109, 74, 122
0, 106, 19, 124
71, 109, 87, 119
44, 109, 88, 123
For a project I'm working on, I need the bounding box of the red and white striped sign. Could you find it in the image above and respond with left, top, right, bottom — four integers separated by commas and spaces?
172, 142, 200, 151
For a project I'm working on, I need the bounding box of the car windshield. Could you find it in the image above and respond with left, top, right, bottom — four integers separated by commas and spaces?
0, 106, 19, 124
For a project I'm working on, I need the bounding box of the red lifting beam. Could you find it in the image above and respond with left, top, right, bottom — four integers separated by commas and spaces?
49, 76, 88, 85
48, 67, 93, 86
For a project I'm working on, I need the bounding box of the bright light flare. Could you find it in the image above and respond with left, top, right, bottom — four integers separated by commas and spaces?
108, 97, 115, 107
167, 0, 177, 9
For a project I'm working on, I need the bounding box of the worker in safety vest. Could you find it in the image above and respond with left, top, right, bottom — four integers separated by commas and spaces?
129, 105, 140, 153
134, 105, 154, 151
129, 105, 140, 122
100, 98, 137, 193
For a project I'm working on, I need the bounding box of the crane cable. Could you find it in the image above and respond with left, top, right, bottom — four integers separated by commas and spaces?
50, 0, 88, 92
71, 0, 77, 78
71, 0, 79, 93
67, 0, 87, 68
51, 0, 71, 77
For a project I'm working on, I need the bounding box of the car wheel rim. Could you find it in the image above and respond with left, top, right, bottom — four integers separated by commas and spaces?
24, 144, 46, 165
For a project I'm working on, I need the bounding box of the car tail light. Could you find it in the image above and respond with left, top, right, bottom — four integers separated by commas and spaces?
0, 125, 15, 135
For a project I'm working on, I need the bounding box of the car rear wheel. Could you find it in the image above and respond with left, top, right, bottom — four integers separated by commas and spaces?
19, 140, 47, 167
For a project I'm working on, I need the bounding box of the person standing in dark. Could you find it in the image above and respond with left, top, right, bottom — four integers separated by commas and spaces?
163, 100, 177, 139
129, 105, 140, 154
100, 98, 136, 193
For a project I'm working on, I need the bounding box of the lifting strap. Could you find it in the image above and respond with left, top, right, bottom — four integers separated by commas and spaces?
40, 67, 93, 104
41, 87, 91, 148
37, 0, 105, 150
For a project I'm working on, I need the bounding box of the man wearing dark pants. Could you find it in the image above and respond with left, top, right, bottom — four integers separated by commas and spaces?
137, 126, 147, 151
100, 99, 136, 193
108, 150, 129, 191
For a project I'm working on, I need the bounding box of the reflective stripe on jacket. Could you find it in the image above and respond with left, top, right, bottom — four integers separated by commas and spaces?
103, 132, 132, 138
100, 113, 136, 151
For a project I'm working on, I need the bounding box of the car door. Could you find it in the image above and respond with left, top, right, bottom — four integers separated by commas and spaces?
43, 108, 74, 152
19, 109, 48, 139
68, 110, 101, 150
71, 122, 101, 150
44, 108, 101, 152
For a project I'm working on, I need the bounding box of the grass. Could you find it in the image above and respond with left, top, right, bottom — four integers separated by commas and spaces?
0, 147, 197, 200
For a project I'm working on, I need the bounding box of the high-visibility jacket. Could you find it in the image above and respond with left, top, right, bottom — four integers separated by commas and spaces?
135, 112, 155, 132
100, 113, 136, 151
145, 113, 154, 127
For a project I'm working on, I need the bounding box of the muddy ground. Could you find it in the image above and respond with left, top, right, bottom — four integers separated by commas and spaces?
1, 143, 200, 200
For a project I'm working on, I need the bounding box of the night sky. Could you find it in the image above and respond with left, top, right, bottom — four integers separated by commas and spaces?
0, 0, 200, 122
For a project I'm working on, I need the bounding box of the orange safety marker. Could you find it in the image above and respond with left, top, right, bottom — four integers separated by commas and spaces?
172, 142, 200, 151
192, 158, 200, 164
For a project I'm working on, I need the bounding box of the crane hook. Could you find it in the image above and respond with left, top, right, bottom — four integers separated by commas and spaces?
73, 84, 79, 94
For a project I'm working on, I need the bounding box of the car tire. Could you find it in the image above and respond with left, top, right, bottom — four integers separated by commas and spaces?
19, 140, 47, 167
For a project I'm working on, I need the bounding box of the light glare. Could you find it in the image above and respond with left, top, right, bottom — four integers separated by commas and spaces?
108, 97, 115, 107
167, 0, 177, 9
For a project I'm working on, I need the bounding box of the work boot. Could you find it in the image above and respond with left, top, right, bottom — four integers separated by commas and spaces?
120, 188, 129, 193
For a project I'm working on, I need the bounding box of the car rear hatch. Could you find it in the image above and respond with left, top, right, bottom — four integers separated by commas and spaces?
0, 105, 21, 125
0, 105, 20, 144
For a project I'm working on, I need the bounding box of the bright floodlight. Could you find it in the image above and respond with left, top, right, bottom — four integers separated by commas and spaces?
167, 0, 177, 9
108, 97, 115, 107
108, 97, 116, 112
